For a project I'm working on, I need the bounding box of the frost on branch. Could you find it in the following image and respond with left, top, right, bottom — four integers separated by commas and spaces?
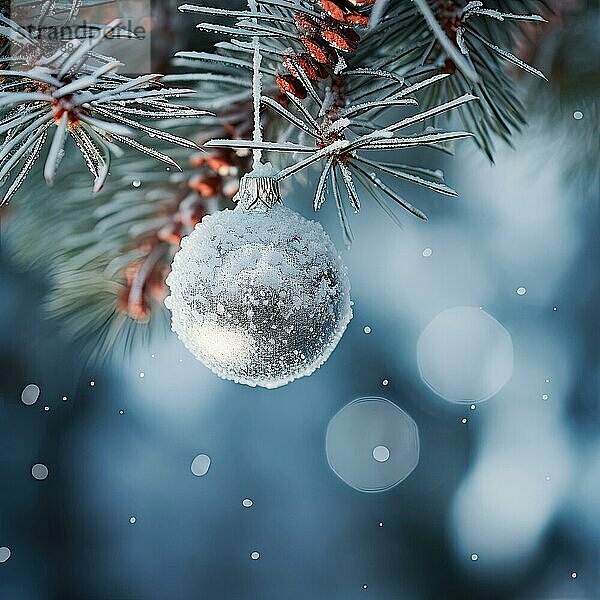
0, 15, 206, 205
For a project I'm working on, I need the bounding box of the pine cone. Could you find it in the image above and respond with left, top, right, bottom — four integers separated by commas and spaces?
294, 13, 320, 35
322, 24, 360, 52
118, 287, 151, 322
301, 36, 337, 65
276, 73, 308, 99
321, 0, 369, 27
157, 223, 184, 246
188, 174, 223, 197
283, 53, 327, 81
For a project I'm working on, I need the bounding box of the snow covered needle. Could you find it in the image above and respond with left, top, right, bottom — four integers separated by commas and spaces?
0, 18, 207, 205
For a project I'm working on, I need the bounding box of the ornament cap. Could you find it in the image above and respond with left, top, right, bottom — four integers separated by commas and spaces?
235, 163, 282, 212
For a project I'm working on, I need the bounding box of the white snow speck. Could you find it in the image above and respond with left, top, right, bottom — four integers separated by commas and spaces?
31, 464, 48, 480
21, 384, 40, 406
372, 445, 390, 462
191, 454, 211, 477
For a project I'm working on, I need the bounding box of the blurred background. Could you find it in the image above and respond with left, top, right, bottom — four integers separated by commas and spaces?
1, 1, 599, 598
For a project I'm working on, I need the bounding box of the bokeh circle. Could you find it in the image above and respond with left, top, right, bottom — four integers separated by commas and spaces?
326, 397, 420, 492
417, 307, 513, 404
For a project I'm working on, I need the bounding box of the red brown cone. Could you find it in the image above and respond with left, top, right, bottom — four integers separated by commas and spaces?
276, 73, 308, 99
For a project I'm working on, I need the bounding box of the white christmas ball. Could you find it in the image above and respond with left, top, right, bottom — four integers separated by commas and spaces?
165, 202, 352, 388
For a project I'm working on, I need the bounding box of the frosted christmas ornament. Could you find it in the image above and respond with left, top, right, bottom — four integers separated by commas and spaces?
165, 167, 352, 388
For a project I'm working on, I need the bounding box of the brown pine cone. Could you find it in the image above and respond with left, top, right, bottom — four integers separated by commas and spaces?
157, 223, 183, 246
188, 174, 223, 197
183, 205, 207, 228
275, 92, 290, 107
124, 261, 142, 287
190, 150, 237, 176
301, 35, 337, 65
441, 57, 457, 74
118, 287, 151, 321
294, 13, 320, 34
145, 266, 169, 302
324, 18, 361, 40
322, 25, 360, 52
283, 53, 327, 80
341, 11, 369, 27
321, 0, 369, 27
276, 73, 308, 99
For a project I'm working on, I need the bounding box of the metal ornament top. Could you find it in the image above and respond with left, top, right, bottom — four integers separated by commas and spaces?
235, 169, 282, 213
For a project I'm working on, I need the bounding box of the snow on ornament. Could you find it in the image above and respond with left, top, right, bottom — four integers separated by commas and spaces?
165, 166, 352, 388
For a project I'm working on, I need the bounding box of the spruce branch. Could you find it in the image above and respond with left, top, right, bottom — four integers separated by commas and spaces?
0, 9, 207, 205
2, 0, 557, 356
414, 0, 547, 158
181, 0, 478, 229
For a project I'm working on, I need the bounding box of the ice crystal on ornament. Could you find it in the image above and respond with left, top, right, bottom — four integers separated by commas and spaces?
166, 200, 352, 388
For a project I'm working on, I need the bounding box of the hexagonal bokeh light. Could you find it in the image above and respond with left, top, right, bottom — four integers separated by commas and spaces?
326, 397, 420, 493
417, 307, 514, 404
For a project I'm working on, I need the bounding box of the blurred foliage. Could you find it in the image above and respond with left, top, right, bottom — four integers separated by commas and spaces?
523, 0, 600, 194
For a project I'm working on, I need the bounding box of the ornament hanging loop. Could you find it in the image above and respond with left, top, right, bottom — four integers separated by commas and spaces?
235, 171, 282, 212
